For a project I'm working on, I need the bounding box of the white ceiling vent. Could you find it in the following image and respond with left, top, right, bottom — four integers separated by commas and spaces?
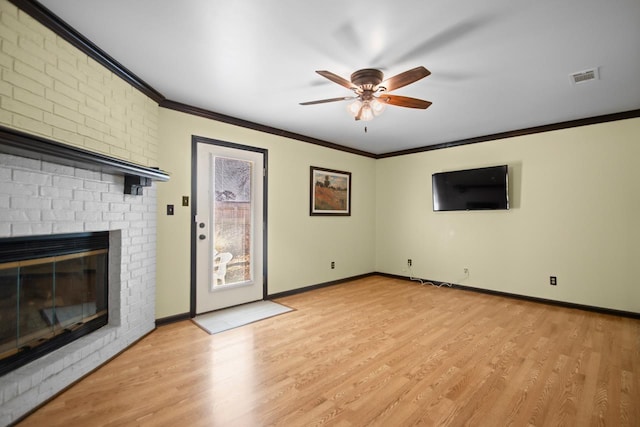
570, 68, 599, 85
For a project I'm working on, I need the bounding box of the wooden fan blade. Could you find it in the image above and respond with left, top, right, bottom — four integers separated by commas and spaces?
316, 70, 358, 90
299, 96, 355, 106
378, 94, 432, 109
378, 66, 431, 92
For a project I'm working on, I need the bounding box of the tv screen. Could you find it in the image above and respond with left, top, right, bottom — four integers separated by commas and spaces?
432, 165, 509, 211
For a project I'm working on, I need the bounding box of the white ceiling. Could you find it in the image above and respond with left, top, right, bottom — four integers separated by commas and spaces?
38, 0, 640, 155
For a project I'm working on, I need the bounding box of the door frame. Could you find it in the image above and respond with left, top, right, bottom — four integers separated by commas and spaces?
190, 135, 268, 317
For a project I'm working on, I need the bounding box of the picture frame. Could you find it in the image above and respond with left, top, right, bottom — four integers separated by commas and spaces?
310, 166, 351, 216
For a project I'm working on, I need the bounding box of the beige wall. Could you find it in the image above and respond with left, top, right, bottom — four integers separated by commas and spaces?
376, 118, 640, 313
0, 0, 158, 166
3, 0, 638, 318
156, 108, 377, 318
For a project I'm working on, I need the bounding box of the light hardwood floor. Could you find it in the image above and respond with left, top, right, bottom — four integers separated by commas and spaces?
18, 276, 640, 426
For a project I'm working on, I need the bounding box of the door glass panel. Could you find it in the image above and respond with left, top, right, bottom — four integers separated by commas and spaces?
212, 156, 252, 289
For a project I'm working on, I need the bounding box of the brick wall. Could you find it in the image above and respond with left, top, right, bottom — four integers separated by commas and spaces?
0, 154, 158, 425
0, 0, 159, 167
0, 0, 162, 424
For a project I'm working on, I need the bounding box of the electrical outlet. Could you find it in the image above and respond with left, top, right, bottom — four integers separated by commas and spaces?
407, 259, 412, 267
331, 261, 335, 269
550, 276, 557, 286
464, 268, 469, 274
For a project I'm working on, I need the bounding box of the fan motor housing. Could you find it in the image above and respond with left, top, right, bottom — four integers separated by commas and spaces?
350, 69, 384, 88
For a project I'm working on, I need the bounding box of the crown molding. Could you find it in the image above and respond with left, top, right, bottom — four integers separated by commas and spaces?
160, 100, 377, 158
377, 109, 640, 158
10, 0, 376, 158
8, 0, 164, 103
11, 1, 640, 161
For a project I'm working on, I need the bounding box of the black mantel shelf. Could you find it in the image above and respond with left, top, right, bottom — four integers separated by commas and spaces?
0, 125, 170, 184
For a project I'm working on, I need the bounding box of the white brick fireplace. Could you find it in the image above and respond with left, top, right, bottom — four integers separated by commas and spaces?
0, 152, 158, 425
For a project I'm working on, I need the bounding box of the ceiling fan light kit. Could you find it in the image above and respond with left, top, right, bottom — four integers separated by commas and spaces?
301, 66, 432, 121
347, 98, 386, 121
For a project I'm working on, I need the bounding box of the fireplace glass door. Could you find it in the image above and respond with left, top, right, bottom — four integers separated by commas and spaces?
0, 232, 109, 376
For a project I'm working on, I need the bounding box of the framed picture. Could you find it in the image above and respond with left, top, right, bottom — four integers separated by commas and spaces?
310, 166, 351, 216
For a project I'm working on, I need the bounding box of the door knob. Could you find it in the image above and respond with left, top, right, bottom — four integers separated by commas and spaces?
199, 234, 206, 240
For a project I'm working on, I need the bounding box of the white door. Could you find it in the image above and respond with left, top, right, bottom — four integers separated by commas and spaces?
195, 142, 265, 314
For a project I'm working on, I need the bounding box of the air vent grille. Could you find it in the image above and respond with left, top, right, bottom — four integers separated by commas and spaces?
570, 68, 599, 84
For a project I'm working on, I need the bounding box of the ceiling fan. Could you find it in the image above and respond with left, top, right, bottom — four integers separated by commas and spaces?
300, 66, 432, 121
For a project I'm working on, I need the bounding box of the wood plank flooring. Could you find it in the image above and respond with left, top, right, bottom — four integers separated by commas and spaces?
17, 276, 640, 426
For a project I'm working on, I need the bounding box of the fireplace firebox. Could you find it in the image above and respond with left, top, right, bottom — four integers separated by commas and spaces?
0, 232, 109, 376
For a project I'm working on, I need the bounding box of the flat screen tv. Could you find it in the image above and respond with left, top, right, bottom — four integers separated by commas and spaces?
432, 165, 509, 211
